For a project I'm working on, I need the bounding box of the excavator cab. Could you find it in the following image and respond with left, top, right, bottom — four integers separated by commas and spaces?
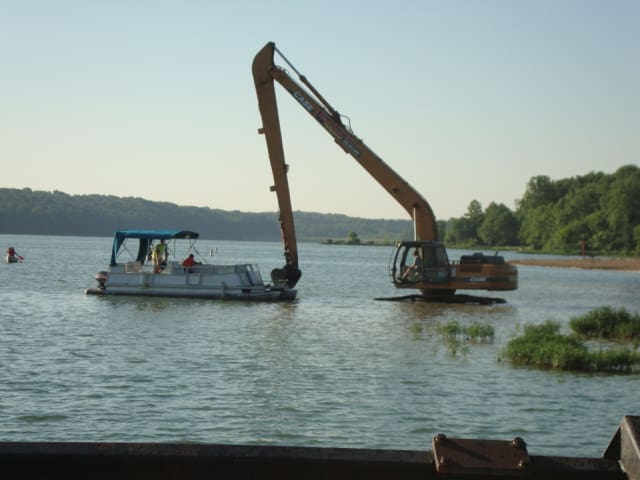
391, 240, 517, 299
391, 241, 452, 287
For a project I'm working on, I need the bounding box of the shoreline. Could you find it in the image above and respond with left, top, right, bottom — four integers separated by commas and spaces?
510, 257, 640, 271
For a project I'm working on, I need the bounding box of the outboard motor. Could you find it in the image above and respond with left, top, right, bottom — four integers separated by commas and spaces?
95, 271, 108, 290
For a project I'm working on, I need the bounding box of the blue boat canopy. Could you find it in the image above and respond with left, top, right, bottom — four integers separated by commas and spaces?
111, 229, 199, 266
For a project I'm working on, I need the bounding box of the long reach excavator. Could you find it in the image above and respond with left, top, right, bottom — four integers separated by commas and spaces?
252, 42, 517, 302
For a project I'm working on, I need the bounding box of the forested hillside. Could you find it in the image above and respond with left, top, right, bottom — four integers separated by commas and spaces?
444, 164, 640, 255
0, 188, 412, 242
2, 164, 638, 254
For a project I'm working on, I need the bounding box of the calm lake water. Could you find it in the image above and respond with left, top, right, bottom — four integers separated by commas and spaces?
1, 234, 639, 457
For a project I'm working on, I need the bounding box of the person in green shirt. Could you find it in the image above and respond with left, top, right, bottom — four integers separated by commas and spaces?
152, 239, 169, 272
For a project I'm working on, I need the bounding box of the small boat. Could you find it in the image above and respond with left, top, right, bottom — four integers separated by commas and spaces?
85, 229, 296, 301
5, 246, 23, 263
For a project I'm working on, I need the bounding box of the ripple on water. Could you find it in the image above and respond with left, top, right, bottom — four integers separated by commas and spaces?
17, 414, 69, 423
1, 237, 639, 456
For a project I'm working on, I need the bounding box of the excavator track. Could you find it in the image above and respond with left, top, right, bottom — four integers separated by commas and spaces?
374, 294, 507, 305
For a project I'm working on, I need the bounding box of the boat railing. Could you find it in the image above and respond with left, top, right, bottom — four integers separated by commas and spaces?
115, 261, 263, 279
125, 261, 143, 273
163, 262, 262, 276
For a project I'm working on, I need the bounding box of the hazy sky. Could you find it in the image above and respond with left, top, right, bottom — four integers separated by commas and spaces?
1, 1, 638, 220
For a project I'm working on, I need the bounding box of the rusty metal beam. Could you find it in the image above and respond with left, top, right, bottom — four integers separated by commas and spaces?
1, 417, 637, 479
605, 416, 640, 480
1, 443, 430, 479
0, 441, 626, 479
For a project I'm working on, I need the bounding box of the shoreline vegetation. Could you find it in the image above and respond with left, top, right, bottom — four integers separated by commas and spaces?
323, 236, 640, 272
2, 187, 639, 266
509, 256, 640, 271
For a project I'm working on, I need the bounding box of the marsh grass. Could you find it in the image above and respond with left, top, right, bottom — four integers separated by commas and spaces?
437, 320, 495, 342
504, 320, 640, 373
438, 320, 462, 338
464, 322, 495, 342
570, 306, 640, 341
436, 320, 495, 356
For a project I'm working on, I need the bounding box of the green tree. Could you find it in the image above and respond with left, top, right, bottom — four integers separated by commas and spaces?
478, 203, 519, 246
547, 183, 604, 252
346, 231, 361, 244
603, 165, 640, 253
465, 200, 484, 232
518, 204, 556, 249
516, 175, 558, 213
634, 225, 640, 255
515, 166, 640, 253
445, 200, 484, 246
445, 216, 477, 246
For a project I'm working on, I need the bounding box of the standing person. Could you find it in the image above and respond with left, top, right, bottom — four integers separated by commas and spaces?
152, 239, 168, 272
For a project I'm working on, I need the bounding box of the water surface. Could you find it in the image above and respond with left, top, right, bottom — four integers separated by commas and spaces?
1, 234, 639, 457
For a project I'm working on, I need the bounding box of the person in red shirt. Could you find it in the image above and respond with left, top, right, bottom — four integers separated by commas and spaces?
182, 253, 199, 273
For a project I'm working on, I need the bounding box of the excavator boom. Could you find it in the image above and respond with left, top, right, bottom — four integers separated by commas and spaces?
252, 42, 517, 299
252, 44, 301, 288
253, 42, 438, 242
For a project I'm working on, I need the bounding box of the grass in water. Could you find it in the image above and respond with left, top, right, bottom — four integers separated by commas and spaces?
569, 306, 640, 341
437, 321, 495, 342
436, 320, 495, 356
504, 319, 640, 373
464, 322, 495, 342
438, 320, 462, 338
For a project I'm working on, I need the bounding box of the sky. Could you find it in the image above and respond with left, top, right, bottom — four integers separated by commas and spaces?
1, 1, 638, 221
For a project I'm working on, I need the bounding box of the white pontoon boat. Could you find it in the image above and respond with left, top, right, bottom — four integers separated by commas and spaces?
85, 229, 296, 301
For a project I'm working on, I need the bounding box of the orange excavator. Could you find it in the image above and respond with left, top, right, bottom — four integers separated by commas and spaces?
252, 42, 517, 302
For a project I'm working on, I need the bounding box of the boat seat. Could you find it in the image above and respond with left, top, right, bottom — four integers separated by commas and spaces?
166, 261, 182, 273
125, 261, 143, 273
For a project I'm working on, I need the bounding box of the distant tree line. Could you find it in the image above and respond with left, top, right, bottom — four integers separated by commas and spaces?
443, 164, 640, 255
2, 164, 638, 255
0, 188, 412, 243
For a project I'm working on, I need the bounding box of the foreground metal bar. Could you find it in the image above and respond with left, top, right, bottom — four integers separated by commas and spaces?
0, 416, 637, 479
605, 416, 640, 480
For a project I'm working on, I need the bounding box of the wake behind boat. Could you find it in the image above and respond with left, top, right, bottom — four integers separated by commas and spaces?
85, 229, 296, 301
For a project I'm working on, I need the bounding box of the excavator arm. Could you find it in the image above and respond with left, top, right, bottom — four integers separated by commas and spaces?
252, 41, 517, 298
252, 42, 438, 246
252, 43, 301, 289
